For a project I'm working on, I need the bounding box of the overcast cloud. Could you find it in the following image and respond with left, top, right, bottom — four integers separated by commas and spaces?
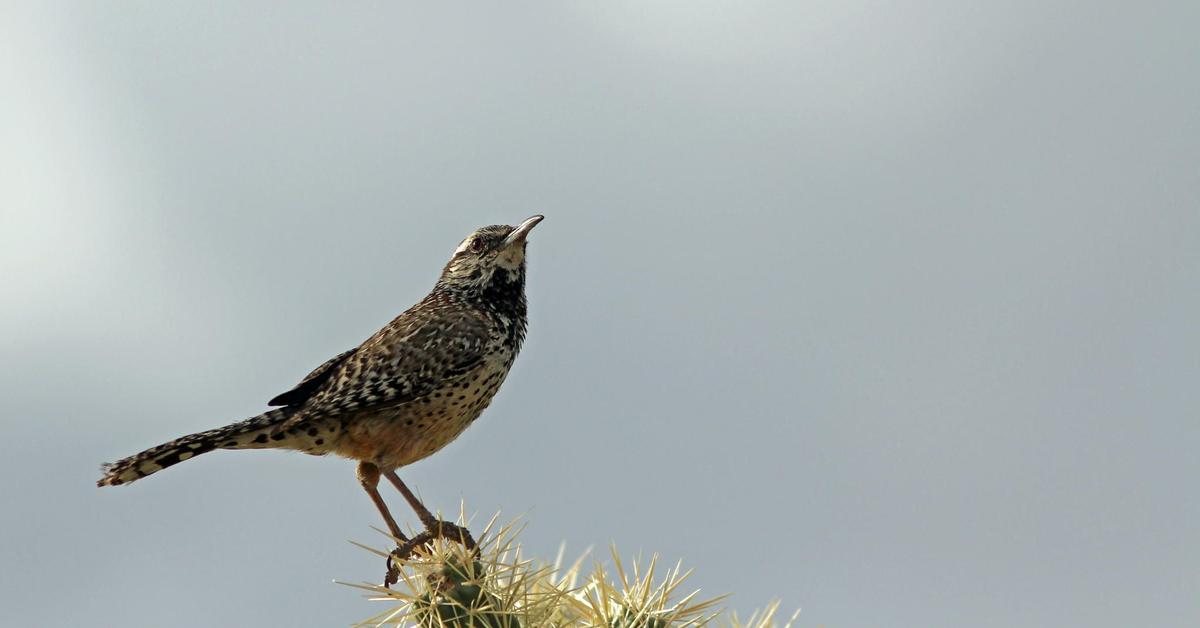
1, 2, 1197, 627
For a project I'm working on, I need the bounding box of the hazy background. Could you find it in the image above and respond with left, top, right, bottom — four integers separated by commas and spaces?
2, 2, 1197, 626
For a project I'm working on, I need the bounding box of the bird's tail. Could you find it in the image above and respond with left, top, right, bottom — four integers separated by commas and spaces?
97, 407, 300, 487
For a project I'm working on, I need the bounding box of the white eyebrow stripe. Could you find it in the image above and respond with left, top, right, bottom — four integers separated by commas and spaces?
454, 237, 472, 254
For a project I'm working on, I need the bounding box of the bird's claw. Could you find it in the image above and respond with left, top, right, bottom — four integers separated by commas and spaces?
382, 520, 480, 587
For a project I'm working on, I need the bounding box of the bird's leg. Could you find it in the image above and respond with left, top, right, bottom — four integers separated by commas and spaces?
382, 470, 478, 560
381, 469, 440, 529
357, 462, 408, 544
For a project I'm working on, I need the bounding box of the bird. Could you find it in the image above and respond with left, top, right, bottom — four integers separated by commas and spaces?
98, 215, 543, 562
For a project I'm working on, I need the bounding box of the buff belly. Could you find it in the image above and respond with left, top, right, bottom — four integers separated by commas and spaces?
333, 361, 511, 469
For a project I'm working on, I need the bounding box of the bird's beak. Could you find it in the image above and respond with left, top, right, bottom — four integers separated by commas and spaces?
502, 215, 544, 247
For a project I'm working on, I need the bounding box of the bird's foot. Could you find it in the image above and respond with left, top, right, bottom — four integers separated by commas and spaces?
383, 520, 479, 587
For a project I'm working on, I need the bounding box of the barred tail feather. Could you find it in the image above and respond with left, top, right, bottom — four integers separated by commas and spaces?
97, 408, 298, 487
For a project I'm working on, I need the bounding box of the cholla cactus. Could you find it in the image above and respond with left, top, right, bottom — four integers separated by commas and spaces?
343, 512, 797, 628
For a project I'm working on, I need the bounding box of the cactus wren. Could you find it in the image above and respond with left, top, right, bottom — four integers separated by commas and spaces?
99, 215, 543, 557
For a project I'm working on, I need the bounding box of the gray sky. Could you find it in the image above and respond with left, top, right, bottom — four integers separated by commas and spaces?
2, 2, 1197, 626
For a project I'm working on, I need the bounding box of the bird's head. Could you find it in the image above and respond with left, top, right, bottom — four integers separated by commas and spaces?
437, 215, 543, 295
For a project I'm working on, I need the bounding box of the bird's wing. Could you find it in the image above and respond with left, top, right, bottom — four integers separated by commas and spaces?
268, 349, 357, 407
298, 305, 492, 417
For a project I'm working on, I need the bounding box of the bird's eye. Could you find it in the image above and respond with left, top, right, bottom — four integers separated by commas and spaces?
469, 238, 486, 253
